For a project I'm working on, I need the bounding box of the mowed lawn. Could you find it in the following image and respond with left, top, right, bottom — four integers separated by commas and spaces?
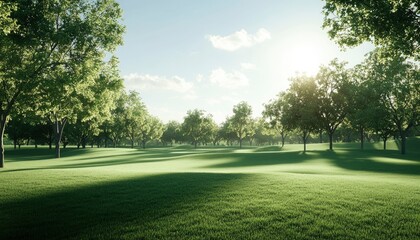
1, 139, 419, 239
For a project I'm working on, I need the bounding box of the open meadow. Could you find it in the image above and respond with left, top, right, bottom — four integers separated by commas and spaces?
1, 139, 419, 239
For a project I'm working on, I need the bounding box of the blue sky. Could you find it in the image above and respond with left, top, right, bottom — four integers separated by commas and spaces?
115, 0, 374, 124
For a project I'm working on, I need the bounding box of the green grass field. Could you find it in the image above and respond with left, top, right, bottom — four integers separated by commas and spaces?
1, 139, 419, 239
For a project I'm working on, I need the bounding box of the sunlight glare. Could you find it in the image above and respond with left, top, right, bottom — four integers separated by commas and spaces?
284, 41, 324, 76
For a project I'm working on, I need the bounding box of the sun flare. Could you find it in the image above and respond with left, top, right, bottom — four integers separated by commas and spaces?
283, 41, 324, 76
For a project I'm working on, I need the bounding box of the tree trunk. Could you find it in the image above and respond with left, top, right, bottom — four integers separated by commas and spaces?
194, 141, 197, 148
383, 138, 387, 150
281, 133, 285, 147
142, 140, 146, 149
360, 127, 364, 150
303, 134, 307, 153
54, 118, 67, 159
328, 132, 333, 150
0, 117, 6, 168
401, 131, 406, 154
82, 136, 86, 149
239, 138, 242, 149
131, 139, 134, 148
13, 138, 17, 150
319, 130, 323, 143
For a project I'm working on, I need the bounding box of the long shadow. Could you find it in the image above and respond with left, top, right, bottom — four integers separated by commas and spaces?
4, 145, 420, 176
203, 149, 420, 176
6, 146, 240, 172
6, 147, 95, 161
326, 150, 420, 175
201, 151, 314, 168
0, 172, 251, 240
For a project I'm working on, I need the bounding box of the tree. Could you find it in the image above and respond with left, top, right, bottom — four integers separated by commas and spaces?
181, 109, 212, 148
263, 91, 289, 147
0, 0, 124, 166
219, 118, 236, 146
362, 49, 419, 154
323, 0, 419, 59
124, 91, 146, 148
316, 59, 351, 150
107, 91, 129, 148
229, 102, 253, 148
162, 121, 181, 146
346, 66, 372, 150
283, 75, 319, 152
138, 115, 164, 149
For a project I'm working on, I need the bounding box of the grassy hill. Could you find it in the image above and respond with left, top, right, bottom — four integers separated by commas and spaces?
1, 139, 419, 239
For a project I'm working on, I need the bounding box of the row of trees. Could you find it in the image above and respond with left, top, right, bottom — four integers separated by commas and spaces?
265, 51, 418, 154
0, 0, 418, 168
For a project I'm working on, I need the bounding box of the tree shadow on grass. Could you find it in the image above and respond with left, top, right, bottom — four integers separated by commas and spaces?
0, 172, 251, 240
200, 151, 313, 168
5, 148, 94, 161
4, 144, 420, 176
326, 150, 420, 175
203, 148, 420, 176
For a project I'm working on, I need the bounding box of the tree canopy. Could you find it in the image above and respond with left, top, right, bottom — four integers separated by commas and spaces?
322, 0, 419, 58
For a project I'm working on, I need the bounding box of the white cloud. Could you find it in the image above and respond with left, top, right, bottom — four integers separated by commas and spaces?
206, 28, 271, 51
240, 62, 256, 70
124, 73, 194, 93
209, 68, 249, 89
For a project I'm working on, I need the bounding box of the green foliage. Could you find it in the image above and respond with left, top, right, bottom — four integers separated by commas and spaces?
263, 91, 289, 146
0, 1, 17, 35
316, 59, 352, 149
323, 0, 419, 58
0, 0, 125, 164
229, 101, 254, 148
161, 121, 182, 146
283, 75, 319, 151
359, 49, 419, 154
138, 115, 164, 149
181, 109, 215, 148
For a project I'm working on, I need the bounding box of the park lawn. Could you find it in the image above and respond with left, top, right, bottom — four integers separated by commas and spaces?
0, 139, 419, 239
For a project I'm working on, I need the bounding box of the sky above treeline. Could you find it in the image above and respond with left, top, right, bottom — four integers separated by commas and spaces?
115, 0, 374, 124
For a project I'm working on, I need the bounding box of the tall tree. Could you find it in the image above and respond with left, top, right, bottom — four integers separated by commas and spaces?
229, 101, 253, 149
363, 49, 419, 154
0, 0, 124, 166
316, 59, 351, 150
124, 91, 146, 148
283, 75, 319, 152
323, 0, 419, 59
107, 91, 128, 148
263, 91, 289, 147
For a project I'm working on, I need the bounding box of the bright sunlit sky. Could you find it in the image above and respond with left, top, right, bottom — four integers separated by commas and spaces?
115, 0, 374, 124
